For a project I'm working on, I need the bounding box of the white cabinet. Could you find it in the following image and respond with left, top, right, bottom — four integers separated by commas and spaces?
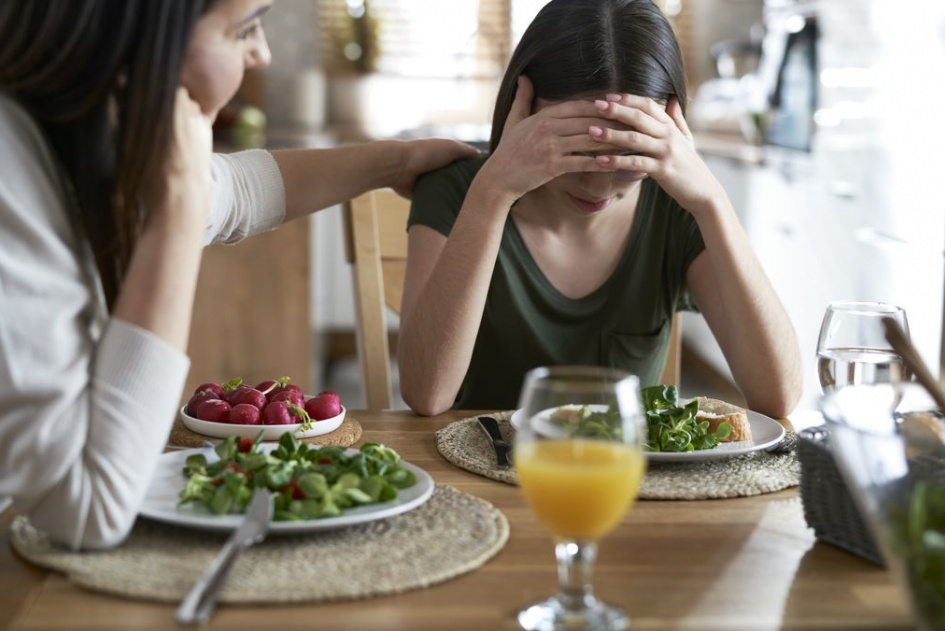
310, 204, 355, 332
689, 148, 944, 413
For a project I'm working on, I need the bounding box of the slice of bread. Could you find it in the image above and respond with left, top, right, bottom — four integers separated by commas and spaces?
692, 396, 752, 442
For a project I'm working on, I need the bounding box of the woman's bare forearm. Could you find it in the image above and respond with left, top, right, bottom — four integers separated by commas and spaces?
272, 139, 479, 222
112, 211, 206, 353
398, 180, 515, 415
688, 196, 803, 417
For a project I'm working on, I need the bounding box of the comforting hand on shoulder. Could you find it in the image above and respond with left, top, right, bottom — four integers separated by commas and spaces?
390, 138, 480, 199
590, 95, 727, 216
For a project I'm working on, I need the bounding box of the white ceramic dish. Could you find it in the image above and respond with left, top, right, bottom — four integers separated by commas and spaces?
139, 444, 435, 534
643, 411, 785, 462
180, 404, 345, 440
509, 406, 785, 463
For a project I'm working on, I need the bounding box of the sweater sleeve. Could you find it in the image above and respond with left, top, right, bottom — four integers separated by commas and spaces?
0, 93, 191, 549
206, 149, 286, 245
0, 321, 190, 550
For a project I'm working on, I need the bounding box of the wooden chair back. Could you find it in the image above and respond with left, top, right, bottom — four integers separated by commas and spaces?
343, 189, 409, 410
342, 189, 682, 409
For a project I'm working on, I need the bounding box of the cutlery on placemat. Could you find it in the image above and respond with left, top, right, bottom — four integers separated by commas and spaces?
477, 416, 513, 469
177, 488, 273, 626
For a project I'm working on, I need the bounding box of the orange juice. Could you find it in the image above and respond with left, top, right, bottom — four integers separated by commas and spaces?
515, 440, 646, 540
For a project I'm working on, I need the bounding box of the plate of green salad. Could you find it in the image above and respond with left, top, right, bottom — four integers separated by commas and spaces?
139, 432, 434, 534
510, 385, 784, 463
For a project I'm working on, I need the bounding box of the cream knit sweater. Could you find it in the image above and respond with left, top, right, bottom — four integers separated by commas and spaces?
0, 92, 285, 549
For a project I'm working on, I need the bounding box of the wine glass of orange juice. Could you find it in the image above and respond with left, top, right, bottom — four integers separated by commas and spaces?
514, 365, 646, 631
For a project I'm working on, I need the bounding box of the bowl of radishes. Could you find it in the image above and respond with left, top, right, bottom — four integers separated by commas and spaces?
180, 377, 345, 440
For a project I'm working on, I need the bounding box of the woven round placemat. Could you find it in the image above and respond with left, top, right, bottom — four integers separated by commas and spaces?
435, 414, 800, 500
437, 411, 519, 485
10, 484, 508, 604
168, 414, 362, 448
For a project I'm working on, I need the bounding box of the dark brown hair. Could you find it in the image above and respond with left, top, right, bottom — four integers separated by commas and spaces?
0, 0, 217, 307
490, 0, 688, 152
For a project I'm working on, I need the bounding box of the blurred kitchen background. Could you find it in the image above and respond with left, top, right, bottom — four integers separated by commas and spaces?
191, 0, 945, 414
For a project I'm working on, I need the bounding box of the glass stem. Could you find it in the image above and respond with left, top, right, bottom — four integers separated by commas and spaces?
555, 539, 598, 612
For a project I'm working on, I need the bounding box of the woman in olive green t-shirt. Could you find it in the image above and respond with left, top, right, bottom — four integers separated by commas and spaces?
398, 0, 803, 418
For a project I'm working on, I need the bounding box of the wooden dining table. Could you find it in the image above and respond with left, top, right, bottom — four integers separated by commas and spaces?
0, 409, 917, 631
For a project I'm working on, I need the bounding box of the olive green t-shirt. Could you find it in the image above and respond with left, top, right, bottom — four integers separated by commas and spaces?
408, 156, 706, 410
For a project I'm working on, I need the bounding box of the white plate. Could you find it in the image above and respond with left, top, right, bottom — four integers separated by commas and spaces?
510, 404, 611, 440
139, 444, 435, 534
644, 411, 785, 462
509, 407, 786, 463
180, 404, 345, 440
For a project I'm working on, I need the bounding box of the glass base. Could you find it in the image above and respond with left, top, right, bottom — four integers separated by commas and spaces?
518, 596, 629, 631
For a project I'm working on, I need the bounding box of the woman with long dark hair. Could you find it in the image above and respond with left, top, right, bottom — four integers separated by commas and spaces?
0, 0, 476, 549
399, 0, 802, 417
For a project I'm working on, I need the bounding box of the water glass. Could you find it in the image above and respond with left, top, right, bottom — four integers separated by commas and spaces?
816, 301, 909, 393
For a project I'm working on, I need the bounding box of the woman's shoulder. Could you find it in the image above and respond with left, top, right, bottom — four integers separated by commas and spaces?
0, 91, 59, 174
0, 91, 31, 145
415, 154, 487, 194
1, 92, 69, 197
410, 154, 487, 222
641, 181, 698, 228
0, 91, 41, 138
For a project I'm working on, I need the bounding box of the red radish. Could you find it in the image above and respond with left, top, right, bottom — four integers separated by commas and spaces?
271, 389, 304, 407
254, 379, 277, 394
223, 384, 253, 404
196, 399, 231, 423
315, 390, 341, 410
186, 390, 220, 415
230, 403, 261, 425
305, 393, 342, 421
280, 478, 306, 500
237, 436, 255, 453
229, 386, 267, 410
255, 376, 291, 397
194, 382, 225, 397
270, 383, 304, 401
261, 401, 295, 425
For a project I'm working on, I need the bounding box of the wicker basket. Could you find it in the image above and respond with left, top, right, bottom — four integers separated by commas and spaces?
797, 426, 884, 566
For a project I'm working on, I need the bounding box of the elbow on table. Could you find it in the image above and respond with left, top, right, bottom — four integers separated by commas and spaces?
745, 376, 803, 421
398, 360, 458, 416
62, 511, 136, 552
71, 520, 135, 551
24, 495, 139, 552
401, 383, 454, 417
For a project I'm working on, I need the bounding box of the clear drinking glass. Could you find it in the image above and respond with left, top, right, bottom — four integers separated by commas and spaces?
816, 301, 910, 393
514, 365, 647, 631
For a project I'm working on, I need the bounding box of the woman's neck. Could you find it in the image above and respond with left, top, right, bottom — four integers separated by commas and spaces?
508, 183, 643, 299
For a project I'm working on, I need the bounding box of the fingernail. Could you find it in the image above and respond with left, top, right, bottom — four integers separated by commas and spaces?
606, 94, 622, 102
594, 100, 608, 111
596, 155, 613, 165
589, 125, 604, 137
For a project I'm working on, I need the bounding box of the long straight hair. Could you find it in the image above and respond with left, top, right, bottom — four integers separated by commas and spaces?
490, 0, 688, 152
0, 0, 215, 307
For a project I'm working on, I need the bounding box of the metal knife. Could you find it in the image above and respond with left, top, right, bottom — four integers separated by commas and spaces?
477, 416, 513, 469
176, 488, 273, 626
